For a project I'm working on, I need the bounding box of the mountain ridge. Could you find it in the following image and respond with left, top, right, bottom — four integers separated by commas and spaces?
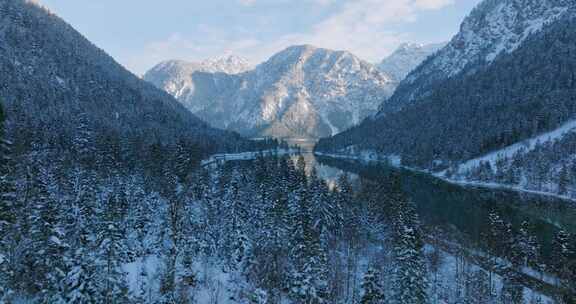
378, 0, 575, 115
377, 42, 445, 82
0, 0, 248, 153
145, 44, 397, 139
317, 1, 576, 175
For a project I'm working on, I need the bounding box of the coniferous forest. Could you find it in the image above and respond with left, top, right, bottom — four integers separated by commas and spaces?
2, 0, 576, 303
1, 99, 575, 302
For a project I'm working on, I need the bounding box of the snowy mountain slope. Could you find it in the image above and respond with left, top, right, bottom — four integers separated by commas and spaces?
146, 45, 397, 139
377, 42, 445, 82
317, 5, 576, 199
0, 0, 248, 151
320, 8, 576, 160
144, 55, 251, 99
381, 0, 575, 114
453, 119, 576, 175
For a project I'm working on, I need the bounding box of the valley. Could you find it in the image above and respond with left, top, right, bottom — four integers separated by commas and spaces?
1, 0, 576, 303
196, 149, 576, 302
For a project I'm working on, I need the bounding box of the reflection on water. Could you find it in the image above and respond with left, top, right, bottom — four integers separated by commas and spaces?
283, 138, 358, 189
316, 156, 576, 258
258, 138, 576, 258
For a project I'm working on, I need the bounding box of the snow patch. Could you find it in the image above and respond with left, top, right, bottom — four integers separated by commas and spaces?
454, 119, 576, 174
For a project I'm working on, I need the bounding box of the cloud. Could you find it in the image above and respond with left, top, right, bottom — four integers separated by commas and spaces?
251, 0, 455, 62
414, 0, 455, 10
311, 0, 336, 5
237, 0, 257, 6
128, 0, 456, 74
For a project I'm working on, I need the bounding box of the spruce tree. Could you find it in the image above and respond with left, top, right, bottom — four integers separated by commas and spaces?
289, 174, 329, 304
96, 191, 130, 304
27, 166, 67, 300
389, 175, 428, 304
558, 165, 569, 195
551, 230, 573, 286
63, 233, 100, 303
360, 266, 386, 304
0, 101, 17, 302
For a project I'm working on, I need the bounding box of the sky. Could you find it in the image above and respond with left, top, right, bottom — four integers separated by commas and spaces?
37, 0, 482, 75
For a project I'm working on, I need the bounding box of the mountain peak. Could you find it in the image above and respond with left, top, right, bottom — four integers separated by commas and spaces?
379, 0, 576, 114
145, 45, 396, 139
201, 54, 252, 74
397, 43, 425, 51
146, 54, 251, 79
377, 42, 445, 82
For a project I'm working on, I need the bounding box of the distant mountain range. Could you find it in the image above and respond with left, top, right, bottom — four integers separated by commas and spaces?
145, 45, 398, 139
144, 42, 446, 139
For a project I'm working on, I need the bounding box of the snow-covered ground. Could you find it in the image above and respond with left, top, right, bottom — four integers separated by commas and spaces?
201, 148, 298, 167
454, 119, 576, 174
434, 178, 576, 203
316, 150, 576, 203
425, 244, 555, 304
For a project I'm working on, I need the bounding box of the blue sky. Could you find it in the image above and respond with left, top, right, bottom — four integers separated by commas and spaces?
37, 0, 482, 75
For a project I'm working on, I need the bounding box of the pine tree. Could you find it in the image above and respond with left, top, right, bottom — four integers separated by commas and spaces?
516, 221, 539, 268
26, 166, 67, 300
551, 230, 573, 287
389, 175, 428, 304
134, 262, 151, 304
96, 190, 130, 304
289, 176, 329, 304
0, 101, 17, 301
63, 239, 100, 303
174, 139, 192, 184
72, 111, 95, 166
360, 266, 386, 304
500, 272, 523, 304
558, 165, 569, 195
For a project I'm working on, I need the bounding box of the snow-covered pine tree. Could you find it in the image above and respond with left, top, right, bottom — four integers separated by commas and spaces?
389, 175, 428, 304
72, 111, 95, 166
551, 230, 573, 287
360, 266, 386, 304
558, 165, 569, 195
309, 169, 343, 241
173, 139, 193, 184
0, 101, 17, 302
516, 221, 540, 268
96, 190, 130, 304
133, 262, 152, 304
289, 169, 329, 304
63, 243, 100, 303
26, 166, 67, 300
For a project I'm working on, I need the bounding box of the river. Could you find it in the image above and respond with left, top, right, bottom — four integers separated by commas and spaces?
278, 139, 576, 259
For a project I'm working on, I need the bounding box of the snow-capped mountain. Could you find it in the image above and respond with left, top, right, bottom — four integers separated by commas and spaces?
202, 55, 252, 74
381, 0, 575, 114
146, 45, 396, 139
377, 42, 445, 82
317, 0, 576, 199
143, 55, 251, 99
